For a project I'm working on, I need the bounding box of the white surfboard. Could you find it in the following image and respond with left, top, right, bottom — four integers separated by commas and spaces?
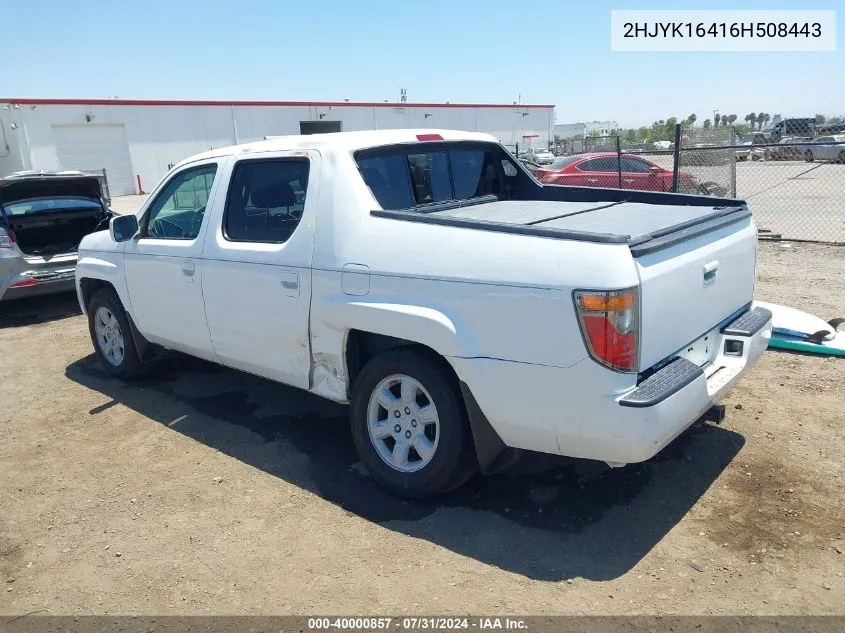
756, 301, 837, 341
756, 301, 845, 357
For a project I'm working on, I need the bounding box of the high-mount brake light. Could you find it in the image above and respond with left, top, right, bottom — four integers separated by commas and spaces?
416, 134, 443, 141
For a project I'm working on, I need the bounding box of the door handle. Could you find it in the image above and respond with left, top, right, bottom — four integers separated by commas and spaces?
703, 260, 719, 285
182, 261, 195, 277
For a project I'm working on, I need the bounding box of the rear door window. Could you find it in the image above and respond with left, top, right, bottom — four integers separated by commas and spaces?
620, 157, 651, 173
224, 158, 310, 244
577, 158, 618, 172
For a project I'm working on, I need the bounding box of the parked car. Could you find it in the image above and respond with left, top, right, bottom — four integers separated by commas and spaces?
0, 172, 113, 302
735, 136, 766, 162
801, 135, 845, 162
764, 137, 810, 161
520, 147, 555, 165
530, 152, 726, 196
75, 129, 771, 499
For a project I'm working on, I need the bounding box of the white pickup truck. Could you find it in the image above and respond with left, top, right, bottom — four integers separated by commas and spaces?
75, 129, 772, 498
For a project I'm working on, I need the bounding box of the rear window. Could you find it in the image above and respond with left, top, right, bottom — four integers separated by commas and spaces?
1, 197, 102, 216
356, 142, 513, 210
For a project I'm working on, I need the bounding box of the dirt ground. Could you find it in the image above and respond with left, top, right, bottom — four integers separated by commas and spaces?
0, 242, 843, 616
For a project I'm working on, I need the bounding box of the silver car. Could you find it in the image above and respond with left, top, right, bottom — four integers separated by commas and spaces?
0, 173, 113, 301
802, 135, 845, 162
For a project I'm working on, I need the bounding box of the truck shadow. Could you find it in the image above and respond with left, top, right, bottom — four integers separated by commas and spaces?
0, 292, 81, 328
65, 353, 744, 582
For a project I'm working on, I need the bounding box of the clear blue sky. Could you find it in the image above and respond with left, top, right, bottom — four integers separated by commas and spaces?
5, 0, 842, 128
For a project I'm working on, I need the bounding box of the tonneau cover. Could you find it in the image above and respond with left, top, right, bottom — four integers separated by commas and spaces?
439, 199, 735, 243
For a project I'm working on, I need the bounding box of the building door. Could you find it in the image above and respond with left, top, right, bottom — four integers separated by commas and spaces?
299, 120, 342, 135
52, 124, 135, 195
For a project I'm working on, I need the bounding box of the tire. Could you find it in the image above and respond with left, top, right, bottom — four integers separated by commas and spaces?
87, 288, 144, 379
699, 181, 728, 197
805, 150, 814, 162
350, 347, 476, 499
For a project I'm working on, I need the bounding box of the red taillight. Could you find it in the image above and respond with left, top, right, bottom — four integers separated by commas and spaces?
0, 227, 14, 249
10, 279, 39, 288
416, 134, 443, 141
574, 288, 639, 373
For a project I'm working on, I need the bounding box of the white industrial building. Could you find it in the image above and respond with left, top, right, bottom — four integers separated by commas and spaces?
554, 120, 619, 139
0, 98, 554, 196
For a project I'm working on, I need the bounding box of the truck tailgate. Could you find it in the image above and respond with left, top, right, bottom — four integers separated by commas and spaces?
634, 216, 757, 370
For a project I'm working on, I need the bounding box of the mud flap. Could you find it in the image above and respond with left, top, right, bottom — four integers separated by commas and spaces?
125, 313, 165, 364
458, 381, 522, 474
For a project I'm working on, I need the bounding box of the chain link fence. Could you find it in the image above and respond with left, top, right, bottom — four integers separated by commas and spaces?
518, 123, 845, 244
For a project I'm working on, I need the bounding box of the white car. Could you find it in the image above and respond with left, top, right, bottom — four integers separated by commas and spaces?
521, 147, 555, 165
75, 129, 772, 498
735, 142, 765, 161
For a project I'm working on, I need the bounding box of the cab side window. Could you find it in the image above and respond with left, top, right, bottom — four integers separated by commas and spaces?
143, 164, 218, 239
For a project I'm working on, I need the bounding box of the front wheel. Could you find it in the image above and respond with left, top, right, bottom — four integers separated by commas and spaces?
805, 150, 814, 162
350, 348, 476, 498
87, 288, 144, 379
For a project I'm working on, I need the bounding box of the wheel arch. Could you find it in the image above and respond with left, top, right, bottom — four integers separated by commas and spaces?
79, 275, 160, 364
310, 301, 476, 402
342, 329, 517, 476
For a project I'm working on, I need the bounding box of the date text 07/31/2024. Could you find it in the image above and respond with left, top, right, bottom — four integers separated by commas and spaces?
307, 617, 528, 630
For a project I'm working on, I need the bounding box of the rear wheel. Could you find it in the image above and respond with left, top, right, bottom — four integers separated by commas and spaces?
87, 288, 144, 379
698, 181, 728, 197
350, 348, 476, 498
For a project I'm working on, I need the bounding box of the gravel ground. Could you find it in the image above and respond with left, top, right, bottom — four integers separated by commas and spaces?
0, 242, 843, 615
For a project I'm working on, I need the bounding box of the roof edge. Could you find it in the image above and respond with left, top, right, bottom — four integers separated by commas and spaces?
1, 98, 554, 109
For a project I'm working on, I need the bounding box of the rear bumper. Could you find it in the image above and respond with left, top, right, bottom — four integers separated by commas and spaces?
449, 304, 772, 466
0, 265, 77, 301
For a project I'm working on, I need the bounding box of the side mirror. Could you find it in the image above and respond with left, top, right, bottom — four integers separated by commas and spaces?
110, 214, 139, 242
648, 165, 662, 174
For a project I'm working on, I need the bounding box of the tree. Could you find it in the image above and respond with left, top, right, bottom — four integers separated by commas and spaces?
760, 113, 771, 129
703, 119, 712, 128
815, 113, 826, 125
727, 114, 738, 125
720, 114, 728, 127
829, 117, 841, 126
638, 126, 650, 140
686, 113, 697, 126
713, 115, 719, 127
745, 113, 757, 129
624, 128, 638, 143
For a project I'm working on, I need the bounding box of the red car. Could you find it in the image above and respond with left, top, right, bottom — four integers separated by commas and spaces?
531, 152, 703, 194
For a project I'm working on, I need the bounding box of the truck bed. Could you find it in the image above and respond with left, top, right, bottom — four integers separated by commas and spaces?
371, 197, 751, 257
